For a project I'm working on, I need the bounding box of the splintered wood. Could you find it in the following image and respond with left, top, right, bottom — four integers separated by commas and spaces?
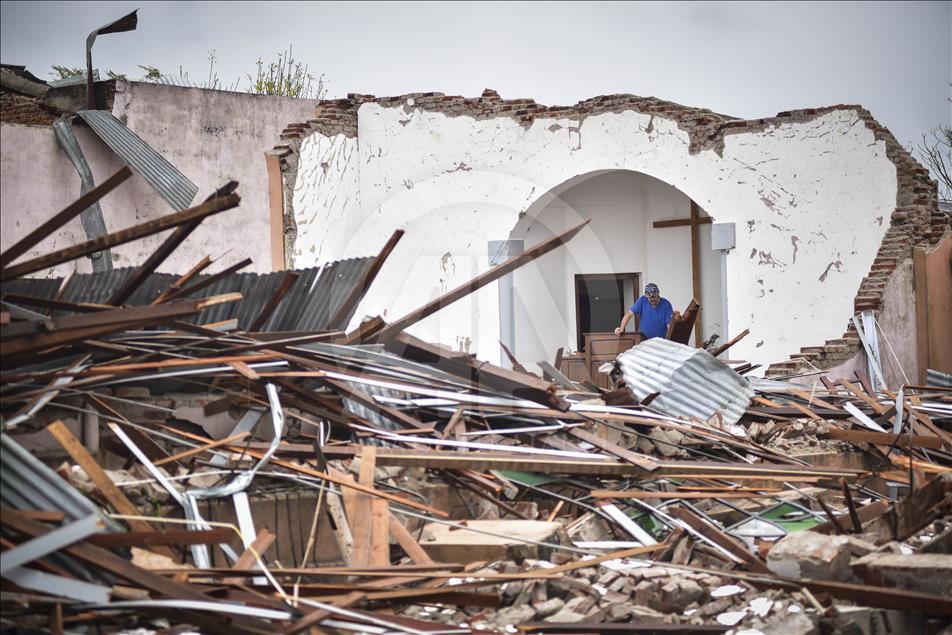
3, 179, 950, 633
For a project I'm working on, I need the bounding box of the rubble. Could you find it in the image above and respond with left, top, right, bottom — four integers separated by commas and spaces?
1, 121, 951, 634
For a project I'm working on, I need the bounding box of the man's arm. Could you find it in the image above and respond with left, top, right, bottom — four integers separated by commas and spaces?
614, 310, 637, 335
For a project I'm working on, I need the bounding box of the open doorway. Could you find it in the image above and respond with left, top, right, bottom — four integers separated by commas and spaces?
574, 273, 639, 351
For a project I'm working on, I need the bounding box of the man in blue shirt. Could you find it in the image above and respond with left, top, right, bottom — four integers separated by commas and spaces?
614, 283, 679, 340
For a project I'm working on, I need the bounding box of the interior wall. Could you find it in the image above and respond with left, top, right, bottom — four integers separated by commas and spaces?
510, 170, 723, 368
915, 231, 952, 380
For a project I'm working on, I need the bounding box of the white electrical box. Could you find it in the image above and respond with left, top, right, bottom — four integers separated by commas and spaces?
711, 222, 736, 251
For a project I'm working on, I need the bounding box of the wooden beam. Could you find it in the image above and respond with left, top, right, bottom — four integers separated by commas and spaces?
107, 220, 203, 306
1, 192, 240, 281
249, 271, 300, 331
0, 166, 133, 269
389, 513, 434, 564
223, 529, 276, 585
372, 220, 589, 342
822, 428, 943, 449
350, 446, 377, 567
151, 255, 213, 304
329, 229, 405, 330
0, 294, 113, 314
669, 505, 770, 573
590, 490, 783, 500
690, 201, 702, 344
0, 511, 202, 606
712, 328, 750, 357
159, 257, 253, 303
46, 421, 155, 535
1, 295, 240, 359
651, 216, 713, 229
385, 331, 569, 411
86, 528, 234, 548
152, 431, 251, 467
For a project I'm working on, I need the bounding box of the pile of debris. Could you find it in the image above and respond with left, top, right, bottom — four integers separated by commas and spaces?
2, 181, 950, 634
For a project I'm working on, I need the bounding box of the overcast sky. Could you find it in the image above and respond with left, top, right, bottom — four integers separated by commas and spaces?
1, 1, 949, 151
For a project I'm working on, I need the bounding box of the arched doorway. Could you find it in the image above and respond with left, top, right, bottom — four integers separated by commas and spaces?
507, 169, 725, 369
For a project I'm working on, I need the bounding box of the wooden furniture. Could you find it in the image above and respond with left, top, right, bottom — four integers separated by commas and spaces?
584, 332, 640, 389
558, 333, 641, 389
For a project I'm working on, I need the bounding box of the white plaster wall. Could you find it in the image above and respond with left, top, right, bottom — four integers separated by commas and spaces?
810, 257, 919, 390
509, 170, 723, 367
291, 134, 360, 268
292, 103, 896, 370
0, 82, 320, 277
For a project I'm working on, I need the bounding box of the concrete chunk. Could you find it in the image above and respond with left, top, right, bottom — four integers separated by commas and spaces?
851, 552, 952, 596
418, 520, 565, 563
767, 531, 874, 581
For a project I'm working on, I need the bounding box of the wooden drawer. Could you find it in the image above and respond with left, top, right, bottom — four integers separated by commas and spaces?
589, 337, 637, 357
559, 355, 590, 382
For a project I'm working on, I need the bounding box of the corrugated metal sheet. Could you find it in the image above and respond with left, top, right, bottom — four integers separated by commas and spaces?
927, 369, 952, 389
0, 434, 121, 584
76, 110, 198, 211
0, 257, 375, 332
0, 434, 114, 524
615, 338, 754, 426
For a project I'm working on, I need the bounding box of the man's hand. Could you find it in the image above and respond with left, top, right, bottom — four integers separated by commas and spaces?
614, 327, 623, 336
673, 310, 682, 321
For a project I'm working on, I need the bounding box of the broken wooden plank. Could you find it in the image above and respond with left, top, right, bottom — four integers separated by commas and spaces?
223, 529, 276, 585
388, 513, 434, 565
668, 505, 770, 573
1, 191, 240, 281
711, 328, 750, 357
86, 528, 234, 548
371, 220, 589, 342
159, 257, 253, 303
384, 331, 569, 411
568, 426, 658, 471
0, 166, 133, 270
46, 421, 156, 536
822, 428, 943, 449
249, 271, 300, 331
151, 255, 213, 305
350, 446, 377, 567
329, 229, 405, 330
863, 473, 952, 544
152, 431, 251, 467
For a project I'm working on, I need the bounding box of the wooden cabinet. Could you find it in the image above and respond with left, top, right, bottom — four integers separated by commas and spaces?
558, 332, 641, 389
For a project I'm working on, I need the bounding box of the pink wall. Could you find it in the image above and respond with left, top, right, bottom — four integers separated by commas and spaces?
0, 81, 319, 277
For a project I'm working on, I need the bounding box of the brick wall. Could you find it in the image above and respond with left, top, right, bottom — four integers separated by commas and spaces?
1, 81, 117, 126
0, 90, 60, 125
271, 91, 950, 372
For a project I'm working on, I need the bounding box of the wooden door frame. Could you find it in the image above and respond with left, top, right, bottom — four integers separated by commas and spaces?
574, 272, 640, 351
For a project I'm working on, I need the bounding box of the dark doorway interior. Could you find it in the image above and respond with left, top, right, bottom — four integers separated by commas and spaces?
575, 273, 639, 351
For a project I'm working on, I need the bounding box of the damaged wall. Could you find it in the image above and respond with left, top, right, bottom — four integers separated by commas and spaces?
0, 81, 320, 277
285, 93, 907, 369
510, 170, 723, 364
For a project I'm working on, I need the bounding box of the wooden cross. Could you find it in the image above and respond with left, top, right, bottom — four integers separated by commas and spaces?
651, 201, 709, 345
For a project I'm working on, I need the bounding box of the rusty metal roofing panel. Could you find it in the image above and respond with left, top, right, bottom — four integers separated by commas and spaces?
0, 434, 121, 530
0, 277, 62, 302
76, 110, 198, 211
615, 338, 754, 426
266, 267, 320, 331
0, 257, 373, 332
298, 257, 373, 331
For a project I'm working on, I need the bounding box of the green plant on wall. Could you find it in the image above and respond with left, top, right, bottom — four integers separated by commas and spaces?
50, 45, 325, 99
247, 46, 326, 99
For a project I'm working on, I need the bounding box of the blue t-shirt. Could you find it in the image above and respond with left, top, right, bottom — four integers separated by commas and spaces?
630, 296, 673, 340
